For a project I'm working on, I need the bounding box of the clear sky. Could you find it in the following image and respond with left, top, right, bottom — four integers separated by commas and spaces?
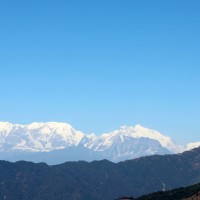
0, 0, 200, 144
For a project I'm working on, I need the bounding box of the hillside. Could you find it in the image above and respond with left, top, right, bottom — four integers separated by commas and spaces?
0, 147, 200, 200
118, 183, 200, 200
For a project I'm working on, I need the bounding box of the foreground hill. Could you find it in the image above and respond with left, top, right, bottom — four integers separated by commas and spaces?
118, 183, 200, 200
0, 147, 200, 200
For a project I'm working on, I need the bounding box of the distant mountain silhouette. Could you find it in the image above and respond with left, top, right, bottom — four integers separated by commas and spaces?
0, 147, 200, 200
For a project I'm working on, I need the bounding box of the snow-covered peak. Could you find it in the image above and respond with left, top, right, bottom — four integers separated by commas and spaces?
86, 133, 97, 141
26, 122, 79, 140
27, 122, 72, 130
0, 122, 196, 159
131, 125, 181, 153
185, 142, 200, 151
0, 122, 13, 132
0, 122, 84, 152
0, 122, 23, 137
133, 124, 144, 129
85, 124, 181, 153
0, 121, 20, 130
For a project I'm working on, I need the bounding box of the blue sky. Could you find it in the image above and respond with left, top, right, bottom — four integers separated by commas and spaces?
0, 0, 200, 144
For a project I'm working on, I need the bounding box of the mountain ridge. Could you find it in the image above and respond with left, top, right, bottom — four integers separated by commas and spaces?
0, 121, 199, 163
0, 147, 200, 200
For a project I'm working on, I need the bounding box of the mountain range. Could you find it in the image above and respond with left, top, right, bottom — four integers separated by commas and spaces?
0, 147, 200, 200
0, 122, 199, 164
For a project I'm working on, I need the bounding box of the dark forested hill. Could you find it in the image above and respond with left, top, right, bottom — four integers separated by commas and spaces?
0, 147, 200, 200
118, 183, 200, 200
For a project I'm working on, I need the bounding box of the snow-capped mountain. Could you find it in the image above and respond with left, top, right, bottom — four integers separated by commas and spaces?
0, 122, 84, 152
83, 125, 181, 162
0, 122, 198, 164
84, 125, 180, 152
185, 142, 200, 151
